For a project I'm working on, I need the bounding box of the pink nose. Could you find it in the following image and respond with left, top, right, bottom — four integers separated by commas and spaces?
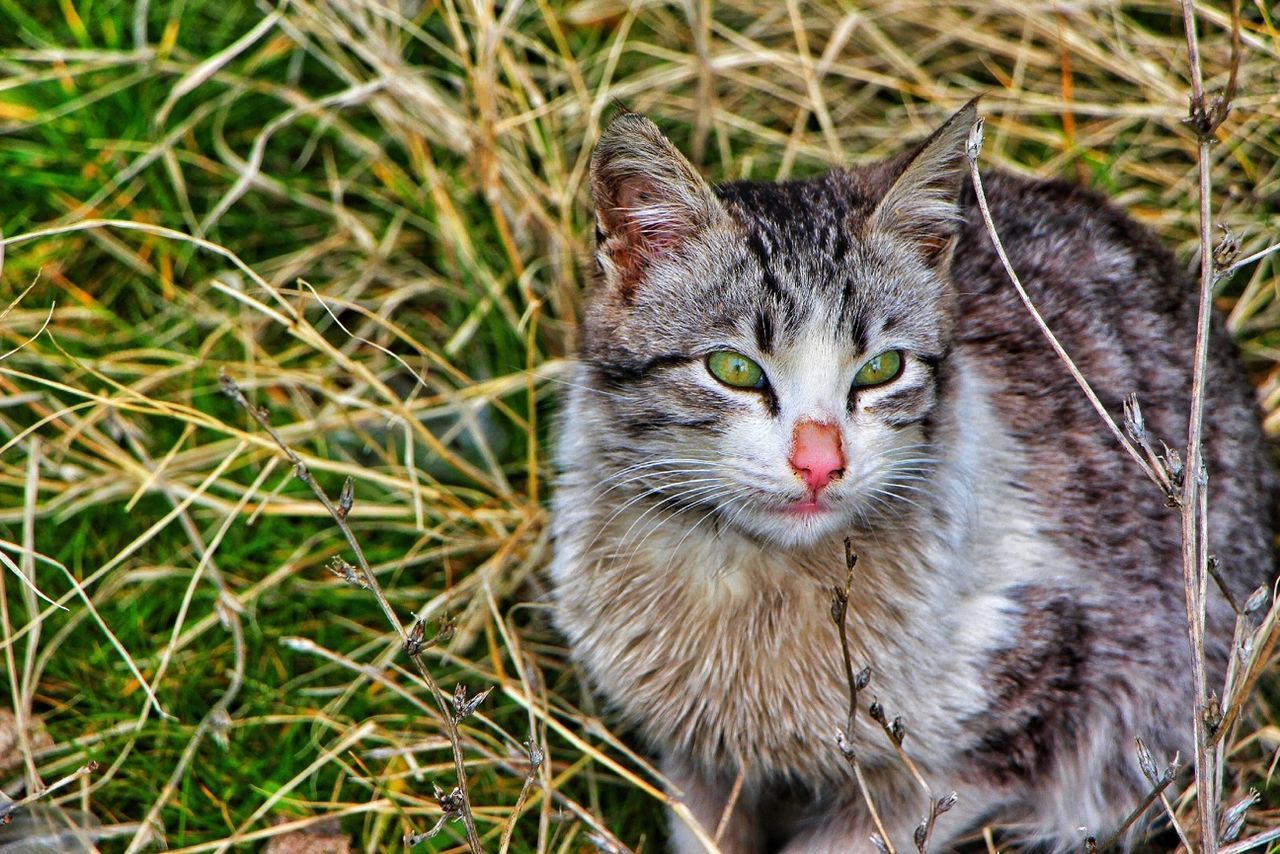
790, 420, 845, 493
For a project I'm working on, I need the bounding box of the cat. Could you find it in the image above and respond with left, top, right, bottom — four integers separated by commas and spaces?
548, 100, 1277, 852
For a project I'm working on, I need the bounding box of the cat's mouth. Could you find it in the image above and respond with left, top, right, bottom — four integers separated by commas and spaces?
773, 494, 830, 516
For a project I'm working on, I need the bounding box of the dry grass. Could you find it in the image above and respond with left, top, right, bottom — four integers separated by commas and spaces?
0, 0, 1278, 850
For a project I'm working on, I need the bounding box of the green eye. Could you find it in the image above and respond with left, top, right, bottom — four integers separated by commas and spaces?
853, 351, 904, 388
706, 350, 766, 389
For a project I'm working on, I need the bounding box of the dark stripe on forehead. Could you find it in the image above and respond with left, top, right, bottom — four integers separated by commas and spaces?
754, 309, 775, 354
745, 229, 784, 298
837, 275, 870, 353
829, 225, 849, 262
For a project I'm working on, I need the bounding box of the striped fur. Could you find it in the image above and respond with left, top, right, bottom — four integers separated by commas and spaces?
549, 103, 1276, 852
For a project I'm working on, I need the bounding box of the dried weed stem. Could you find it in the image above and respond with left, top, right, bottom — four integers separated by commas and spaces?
832, 543, 895, 853
1177, 0, 1243, 844
965, 64, 1246, 841
219, 372, 482, 852
963, 119, 1176, 501
0, 761, 98, 825
831, 541, 956, 852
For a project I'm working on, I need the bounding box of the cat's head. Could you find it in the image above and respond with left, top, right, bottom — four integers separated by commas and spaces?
575, 102, 976, 549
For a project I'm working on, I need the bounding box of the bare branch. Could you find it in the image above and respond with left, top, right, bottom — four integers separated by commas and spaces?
220, 371, 483, 853
1176, 0, 1242, 842
964, 119, 1176, 501
832, 541, 896, 853
0, 761, 99, 825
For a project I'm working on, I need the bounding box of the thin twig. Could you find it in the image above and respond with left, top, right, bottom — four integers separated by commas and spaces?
836, 539, 862, 737
219, 372, 482, 853
968, 99, 1233, 848
1134, 737, 1192, 852
1157, 788, 1194, 854
0, 761, 99, 824
832, 540, 895, 853
1212, 587, 1279, 757
1096, 767, 1176, 851
1221, 825, 1280, 854
713, 762, 748, 847
497, 741, 543, 854
864, 700, 954, 852
1177, 0, 1236, 843
964, 119, 1175, 501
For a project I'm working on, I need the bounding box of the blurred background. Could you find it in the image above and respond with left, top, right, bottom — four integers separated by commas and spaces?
0, 0, 1277, 849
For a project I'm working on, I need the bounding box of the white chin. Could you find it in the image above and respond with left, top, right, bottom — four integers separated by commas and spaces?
732, 505, 851, 549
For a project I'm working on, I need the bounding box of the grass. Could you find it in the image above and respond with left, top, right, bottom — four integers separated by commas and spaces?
0, 0, 1278, 850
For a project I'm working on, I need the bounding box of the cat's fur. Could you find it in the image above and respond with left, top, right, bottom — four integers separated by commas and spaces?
549, 101, 1276, 852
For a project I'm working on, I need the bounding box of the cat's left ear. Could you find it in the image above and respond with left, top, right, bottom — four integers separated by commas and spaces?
867, 98, 979, 267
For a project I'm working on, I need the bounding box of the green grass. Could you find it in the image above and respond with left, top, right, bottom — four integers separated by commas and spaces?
1, 0, 1279, 850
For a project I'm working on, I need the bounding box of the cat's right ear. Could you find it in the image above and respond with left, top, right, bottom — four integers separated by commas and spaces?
590, 114, 727, 299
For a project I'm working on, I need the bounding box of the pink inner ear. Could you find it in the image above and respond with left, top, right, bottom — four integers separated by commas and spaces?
613, 179, 684, 262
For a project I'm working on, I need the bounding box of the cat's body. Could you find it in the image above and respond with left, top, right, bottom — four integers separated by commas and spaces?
549, 103, 1276, 851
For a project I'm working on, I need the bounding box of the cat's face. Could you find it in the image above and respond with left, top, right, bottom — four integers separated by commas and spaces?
576, 105, 974, 549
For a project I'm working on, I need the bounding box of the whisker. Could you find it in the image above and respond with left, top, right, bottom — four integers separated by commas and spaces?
592, 466, 725, 501
878, 481, 932, 497
865, 486, 929, 514
592, 457, 720, 485
622, 485, 755, 575
610, 480, 734, 557
580, 476, 729, 557
657, 486, 756, 574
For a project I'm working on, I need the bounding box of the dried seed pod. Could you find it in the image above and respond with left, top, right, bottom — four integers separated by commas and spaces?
1244, 584, 1269, 615
525, 740, 545, 769
404, 618, 427, 656
965, 116, 985, 163
1221, 789, 1260, 843
1122, 394, 1146, 444
451, 683, 493, 720
830, 587, 848, 625
1212, 224, 1241, 273
1135, 737, 1159, 784
855, 666, 871, 691
337, 476, 355, 518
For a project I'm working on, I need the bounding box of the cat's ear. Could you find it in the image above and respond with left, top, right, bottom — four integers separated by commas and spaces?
590, 113, 727, 297
867, 98, 979, 267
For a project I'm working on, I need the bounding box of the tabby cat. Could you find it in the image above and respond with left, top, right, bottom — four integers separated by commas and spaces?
549, 101, 1276, 851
